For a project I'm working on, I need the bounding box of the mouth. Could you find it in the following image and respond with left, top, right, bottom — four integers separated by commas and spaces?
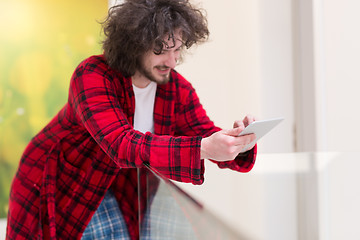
155, 66, 171, 75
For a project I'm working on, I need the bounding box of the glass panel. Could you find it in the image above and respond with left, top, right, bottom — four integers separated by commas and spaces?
139, 152, 360, 240
138, 166, 246, 240
174, 152, 360, 240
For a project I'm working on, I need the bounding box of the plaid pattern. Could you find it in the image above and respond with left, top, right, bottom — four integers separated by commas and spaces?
6, 55, 257, 240
81, 189, 130, 240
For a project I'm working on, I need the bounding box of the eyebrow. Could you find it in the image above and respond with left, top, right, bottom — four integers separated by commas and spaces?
153, 38, 184, 54
163, 44, 183, 51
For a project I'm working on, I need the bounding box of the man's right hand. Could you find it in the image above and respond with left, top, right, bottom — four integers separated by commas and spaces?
200, 127, 256, 162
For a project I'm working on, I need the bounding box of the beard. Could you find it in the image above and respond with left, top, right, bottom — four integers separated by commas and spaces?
138, 64, 171, 85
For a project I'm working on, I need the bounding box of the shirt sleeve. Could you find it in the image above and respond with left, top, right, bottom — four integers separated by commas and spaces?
68, 61, 203, 184
212, 145, 257, 172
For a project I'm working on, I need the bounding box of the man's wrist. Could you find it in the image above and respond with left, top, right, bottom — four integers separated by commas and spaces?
200, 137, 209, 160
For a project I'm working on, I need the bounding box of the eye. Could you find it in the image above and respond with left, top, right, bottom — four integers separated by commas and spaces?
153, 49, 165, 55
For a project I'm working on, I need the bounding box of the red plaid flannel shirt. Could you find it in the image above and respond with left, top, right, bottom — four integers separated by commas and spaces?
6, 55, 257, 240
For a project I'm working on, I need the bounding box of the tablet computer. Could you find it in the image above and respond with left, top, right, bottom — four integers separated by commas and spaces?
237, 117, 284, 151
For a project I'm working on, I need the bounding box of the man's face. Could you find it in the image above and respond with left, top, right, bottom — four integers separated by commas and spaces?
136, 31, 183, 85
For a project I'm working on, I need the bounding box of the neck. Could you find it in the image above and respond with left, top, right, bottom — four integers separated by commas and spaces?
131, 72, 151, 88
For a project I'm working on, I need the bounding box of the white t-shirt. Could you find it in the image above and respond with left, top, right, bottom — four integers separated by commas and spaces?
132, 82, 157, 134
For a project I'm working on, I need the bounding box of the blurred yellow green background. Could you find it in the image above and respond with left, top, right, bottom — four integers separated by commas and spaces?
0, 0, 108, 218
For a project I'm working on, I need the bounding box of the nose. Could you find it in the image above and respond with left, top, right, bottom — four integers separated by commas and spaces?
164, 51, 178, 69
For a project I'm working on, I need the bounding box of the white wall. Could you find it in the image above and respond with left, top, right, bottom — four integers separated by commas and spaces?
321, 0, 360, 151
257, 0, 295, 152
294, 0, 360, 152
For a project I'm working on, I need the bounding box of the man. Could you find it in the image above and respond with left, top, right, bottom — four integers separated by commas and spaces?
6, 0, 257, 239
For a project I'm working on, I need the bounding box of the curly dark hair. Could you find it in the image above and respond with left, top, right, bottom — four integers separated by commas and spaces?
101, 0, 209, 77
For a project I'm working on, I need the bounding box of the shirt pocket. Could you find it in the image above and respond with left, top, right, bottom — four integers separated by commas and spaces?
55, 150, 87, 211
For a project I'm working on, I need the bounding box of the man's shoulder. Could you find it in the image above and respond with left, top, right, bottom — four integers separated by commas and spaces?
77, 55, 108, 72
171, 70, 194, 91
169, 70, 199, 104
75, 55, 126, 78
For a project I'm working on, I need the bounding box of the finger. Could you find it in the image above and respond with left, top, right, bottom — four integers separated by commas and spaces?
233, 120, 245, 129
233, 133, 256, 146
243, 115, 256, 127
242, 116, 250, 127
